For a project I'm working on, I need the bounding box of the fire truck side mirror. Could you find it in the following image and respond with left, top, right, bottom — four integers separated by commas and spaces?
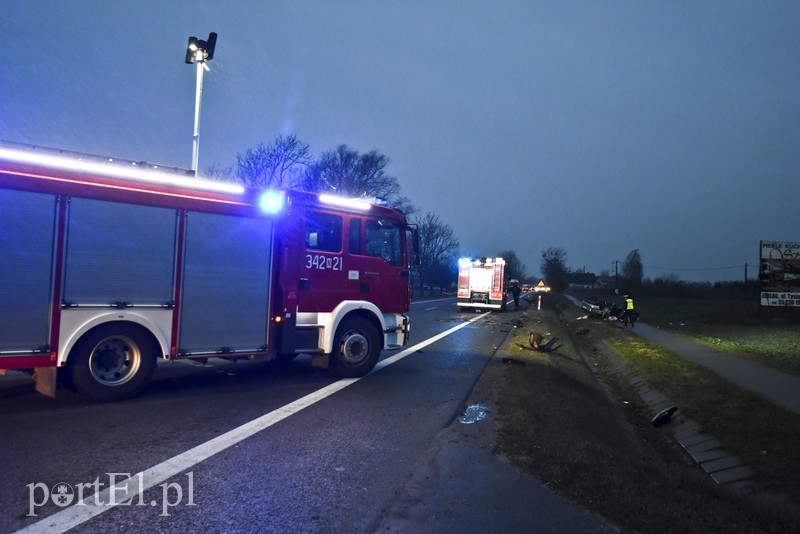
410, 227, 421, 266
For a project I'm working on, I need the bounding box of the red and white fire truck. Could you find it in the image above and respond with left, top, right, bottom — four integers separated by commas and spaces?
0, 142, 417, 400
456, 257, 507, 310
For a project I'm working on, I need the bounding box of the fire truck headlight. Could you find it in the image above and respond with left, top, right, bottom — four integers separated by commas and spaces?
258, 190, 284, 215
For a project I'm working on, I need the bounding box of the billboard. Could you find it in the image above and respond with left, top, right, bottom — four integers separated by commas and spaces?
760, 241, 800, 307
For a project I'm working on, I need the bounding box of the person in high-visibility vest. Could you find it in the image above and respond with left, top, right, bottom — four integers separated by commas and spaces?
622, 295, 636, 327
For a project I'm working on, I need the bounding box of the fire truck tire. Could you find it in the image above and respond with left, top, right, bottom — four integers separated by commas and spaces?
69, 324, 158, 401
329, 317, 381, 378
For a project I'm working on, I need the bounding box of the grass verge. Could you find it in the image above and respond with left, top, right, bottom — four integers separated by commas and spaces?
493, 294, 800, 533
571, 289, 800, 377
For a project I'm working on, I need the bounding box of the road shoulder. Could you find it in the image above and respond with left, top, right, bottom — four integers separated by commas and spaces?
373, 332, 620, 533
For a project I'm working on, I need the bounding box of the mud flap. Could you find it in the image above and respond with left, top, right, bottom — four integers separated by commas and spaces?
34, 367, 58, 398
310, 354, 330, 369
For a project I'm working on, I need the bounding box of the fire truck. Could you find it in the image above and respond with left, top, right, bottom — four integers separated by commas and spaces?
0, 142, 417, 400
456, 257, 507, 310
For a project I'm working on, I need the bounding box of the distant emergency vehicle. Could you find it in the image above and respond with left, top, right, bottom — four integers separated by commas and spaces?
456, 257, 507, 310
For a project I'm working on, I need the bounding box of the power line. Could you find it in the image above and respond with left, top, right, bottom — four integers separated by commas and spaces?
644, 264, 745, 272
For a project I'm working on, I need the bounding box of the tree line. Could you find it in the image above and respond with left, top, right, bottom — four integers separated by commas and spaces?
207, 134, 649, 295
541, 247, 644, 294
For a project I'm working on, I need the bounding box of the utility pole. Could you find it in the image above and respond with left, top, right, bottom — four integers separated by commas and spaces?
184, 32, 217, 176
744, 262, 748, 302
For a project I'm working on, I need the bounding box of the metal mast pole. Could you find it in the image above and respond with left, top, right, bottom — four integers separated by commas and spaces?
192, 61, 204, 176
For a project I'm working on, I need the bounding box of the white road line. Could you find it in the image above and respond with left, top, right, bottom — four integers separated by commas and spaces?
410, 297, 454, 305
16, 312, 491, 534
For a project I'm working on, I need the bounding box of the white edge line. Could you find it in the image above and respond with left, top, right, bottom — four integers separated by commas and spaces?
410, 297, 454, 305
15, 311, 491, 534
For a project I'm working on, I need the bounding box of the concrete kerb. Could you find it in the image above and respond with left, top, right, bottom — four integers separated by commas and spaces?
564, 294, 759, 492
595, 341, 756, 493
599, 344, 754, 493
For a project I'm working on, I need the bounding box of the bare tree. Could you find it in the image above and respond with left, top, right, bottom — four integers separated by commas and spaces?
299, 145, 408, 211
415, 212, 460, 293
386, 195, 417, 218
622, 249, 644, 290
235, 134, 311, 189
497, 250, 527, 282
541, 246, 569, 293
204, 162, 236, 182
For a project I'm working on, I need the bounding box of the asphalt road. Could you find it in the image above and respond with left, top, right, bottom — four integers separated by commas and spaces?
1, 297, 515, 533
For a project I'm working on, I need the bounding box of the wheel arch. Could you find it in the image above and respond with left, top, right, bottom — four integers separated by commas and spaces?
321, 301, 385, 354
59, 312, 169, 367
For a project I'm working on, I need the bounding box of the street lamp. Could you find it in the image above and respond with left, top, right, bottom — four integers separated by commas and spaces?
184, 32, 217, 176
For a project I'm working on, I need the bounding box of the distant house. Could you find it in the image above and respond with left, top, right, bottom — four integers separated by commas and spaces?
567, 271, 598, 288
595, 275, 615, 289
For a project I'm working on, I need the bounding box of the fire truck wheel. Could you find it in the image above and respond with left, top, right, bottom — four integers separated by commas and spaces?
69, 324, 157, 401
329, 317, 381, 378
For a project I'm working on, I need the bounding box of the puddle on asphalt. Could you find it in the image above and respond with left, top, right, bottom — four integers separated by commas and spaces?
458, 403, 488, 424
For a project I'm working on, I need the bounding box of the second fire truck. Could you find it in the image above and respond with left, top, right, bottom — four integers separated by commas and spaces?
456, 257, 507, 311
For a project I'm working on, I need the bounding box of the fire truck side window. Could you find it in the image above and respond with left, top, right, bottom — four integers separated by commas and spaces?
365, 219, 402, 266
349, 218, 362, 255
305, 211, 342, 252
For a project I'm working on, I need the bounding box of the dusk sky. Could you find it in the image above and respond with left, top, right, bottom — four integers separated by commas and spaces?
2, 1, 798, 282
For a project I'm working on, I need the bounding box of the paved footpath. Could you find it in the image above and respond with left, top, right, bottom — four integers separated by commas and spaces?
630, 323, 800, 416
